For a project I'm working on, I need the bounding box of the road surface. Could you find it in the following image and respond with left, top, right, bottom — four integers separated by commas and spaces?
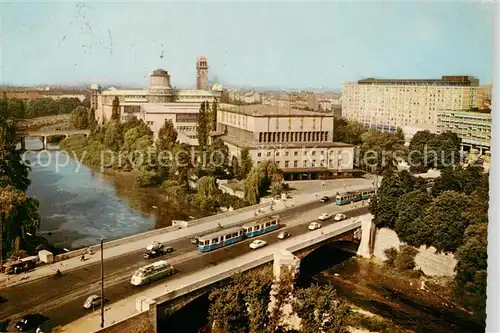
0, 202, 369, 331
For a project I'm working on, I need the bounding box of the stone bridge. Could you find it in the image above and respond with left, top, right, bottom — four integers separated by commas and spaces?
95, 215, 375, 333
15, 129, 90, 150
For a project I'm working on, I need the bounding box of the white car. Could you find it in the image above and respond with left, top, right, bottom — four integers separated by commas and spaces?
83, 295, 108, 309
308, 222, 322, 230
249, 239, 267, 249
318, 213, 332, 221
334, 213, 347, 221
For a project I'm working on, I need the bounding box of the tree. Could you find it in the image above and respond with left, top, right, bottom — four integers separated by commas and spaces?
70, 106, 89, 129
0, 186, 40, 260
408, 130, 461, 172
359, 129, 405, 174
111, 96, 120, 121
197, 101, 209, 152
371, 173, 405, 228
156, 119, 178, 151
207, 138, 230, 177
211, 100, 218, 132
332, 118, 366, 145
7, 99, 25, 119
394, 189, 433, 246
293, 285, 351, 333
394, 245, 418, 271
237, 148, 253, 180
88, 108, 98, 132
103, 120, 124, 151
197, 176, 219, 199
209, 283, 249, 333
244, 169, 261, 205
423, 191, 471, 252
454, 222, 487, 323
0, 117, 30, 191
0, 92, 8, 119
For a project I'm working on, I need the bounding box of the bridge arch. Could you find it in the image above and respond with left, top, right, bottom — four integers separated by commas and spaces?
297, 239, 360, 286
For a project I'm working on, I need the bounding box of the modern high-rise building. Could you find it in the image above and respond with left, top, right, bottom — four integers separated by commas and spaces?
196, 56, 209, 91
437, 108, 491, 154
342, 76, 485, 140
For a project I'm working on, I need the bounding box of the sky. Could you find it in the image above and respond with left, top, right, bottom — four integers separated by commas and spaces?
0, 1, 494, 90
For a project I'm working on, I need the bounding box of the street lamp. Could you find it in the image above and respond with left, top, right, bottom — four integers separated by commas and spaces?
100, 238, 106, 329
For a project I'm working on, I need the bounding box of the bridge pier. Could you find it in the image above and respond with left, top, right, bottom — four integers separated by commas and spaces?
20, 137, 26, 151
42, 136, 47, 150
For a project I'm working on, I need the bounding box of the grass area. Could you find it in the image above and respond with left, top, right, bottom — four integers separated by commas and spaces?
348, 310, 410, 333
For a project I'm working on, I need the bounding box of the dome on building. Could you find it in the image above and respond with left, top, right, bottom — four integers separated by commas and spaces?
211, 82, 223, 91
151, 69, 170, 77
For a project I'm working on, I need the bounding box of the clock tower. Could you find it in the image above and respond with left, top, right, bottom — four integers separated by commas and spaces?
196, 56, 209, 91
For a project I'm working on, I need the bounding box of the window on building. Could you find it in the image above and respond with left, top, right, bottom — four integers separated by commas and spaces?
147, 121, 154, 125
312, 151, 316, 156
285, 161, 289, 168
267, 152, 271, 156
312, 160, 316, 167
294, 151, 298, 156
257, 152, 262, 157
303, 160, 307, 167
275, 152, 280, 156
285, 151, 289, 156
294, 160, 298, 167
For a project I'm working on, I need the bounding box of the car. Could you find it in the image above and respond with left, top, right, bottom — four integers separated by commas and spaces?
249, 239, 267, 249
14, 314, 47, 331
308, 222, 322, 230
318, 213, 332, 221
83, 295, 109, 309
334, 213, 347, 221
143, 242, 175, 259
277, 231, 291, 240
320, 196, 330, 203
190, 236, 200, 245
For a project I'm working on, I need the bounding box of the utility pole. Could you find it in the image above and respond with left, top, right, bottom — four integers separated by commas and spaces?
100, 238, 105, 329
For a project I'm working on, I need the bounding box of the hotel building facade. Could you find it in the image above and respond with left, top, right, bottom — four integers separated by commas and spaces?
342, 76, 485, 141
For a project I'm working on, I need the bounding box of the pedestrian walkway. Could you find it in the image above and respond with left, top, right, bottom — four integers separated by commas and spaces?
0, 181, 372, 290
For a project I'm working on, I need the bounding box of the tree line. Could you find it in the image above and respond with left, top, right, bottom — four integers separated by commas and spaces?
370, 167, 488, 324
0, 97, 42, 263
0, 92, 88, 119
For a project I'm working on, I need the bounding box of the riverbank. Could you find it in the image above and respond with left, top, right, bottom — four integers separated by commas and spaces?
315, 256, 484, 333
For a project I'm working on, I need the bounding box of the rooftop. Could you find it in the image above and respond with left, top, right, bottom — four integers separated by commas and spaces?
219, 104, 330, 117
356, 75, 479, 87
151, 69, 170, 77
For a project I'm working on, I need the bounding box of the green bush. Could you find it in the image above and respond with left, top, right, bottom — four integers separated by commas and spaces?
395, 245, 418, 272
383, 247, 398, 267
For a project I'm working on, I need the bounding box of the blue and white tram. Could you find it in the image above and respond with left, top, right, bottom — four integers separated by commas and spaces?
242, 215, 279, 238
197, 226, 245, 252
359, 188, 375, 200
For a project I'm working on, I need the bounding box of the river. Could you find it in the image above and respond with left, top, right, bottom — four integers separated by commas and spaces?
23, 139, 203, 250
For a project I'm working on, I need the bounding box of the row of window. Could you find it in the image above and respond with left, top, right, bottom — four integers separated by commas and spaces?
258, 131, 328, 143
257, 149, 337, 158
257, 160, 343, 168
177, 126, 197, 132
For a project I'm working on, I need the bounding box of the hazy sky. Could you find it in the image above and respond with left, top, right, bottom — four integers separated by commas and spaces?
0, 1, 494, 89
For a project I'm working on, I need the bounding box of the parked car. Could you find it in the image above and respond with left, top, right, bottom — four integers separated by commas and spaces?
83, 295, 109, 309
249, 239, 267, 249
277, 231, 291, 240
308, 222, 322, 230
320, 196, 330, 203
334, 213, 346, 221
143, 241, 175, 259
318, 213, 332, 221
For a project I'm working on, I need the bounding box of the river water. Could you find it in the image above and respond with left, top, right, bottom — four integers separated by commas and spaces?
23, 139, 202, 250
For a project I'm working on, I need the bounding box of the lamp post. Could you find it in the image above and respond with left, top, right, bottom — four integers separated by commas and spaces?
100, 238, 105, 329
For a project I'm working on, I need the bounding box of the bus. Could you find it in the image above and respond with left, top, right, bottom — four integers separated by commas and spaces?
242, 215, 279, 238
197, 226, 245, 252
130, 260, 175, 286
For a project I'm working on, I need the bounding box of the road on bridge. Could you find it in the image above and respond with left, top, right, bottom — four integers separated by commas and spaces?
0, 202, 369, 331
